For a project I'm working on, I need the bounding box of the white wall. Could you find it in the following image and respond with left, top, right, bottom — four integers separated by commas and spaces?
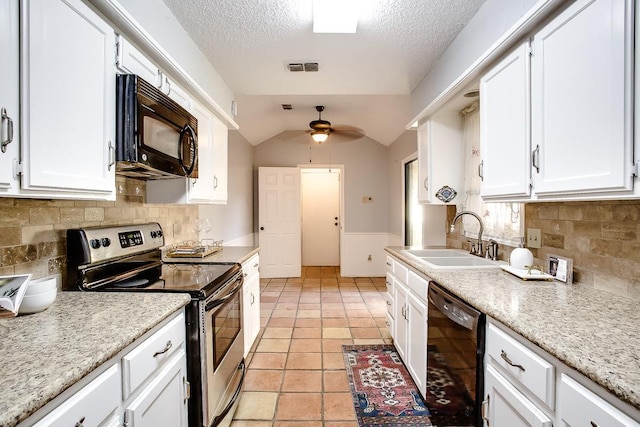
199, 131, 254, 245
411, 0, 541, 118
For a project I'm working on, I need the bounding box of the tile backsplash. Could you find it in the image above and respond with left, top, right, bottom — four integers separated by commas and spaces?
447, 201, 640, 298
0, 177, 198, 281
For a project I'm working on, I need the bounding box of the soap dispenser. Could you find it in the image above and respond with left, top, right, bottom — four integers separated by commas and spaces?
510, 237, 533, 270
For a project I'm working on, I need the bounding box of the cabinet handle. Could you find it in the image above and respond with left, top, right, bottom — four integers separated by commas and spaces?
386, 300, 391, 306
183, 376, 191, 403
500, 350, 525, 372
386, 262, 391, 267
213, 175, 218, 189
423, 177, 428, 191
74, 416, 86, 427
532, 145, 540, 173
481, 395, 490, 426
251, 292, 255, 305
108, 141, 115, 171
385, 320, 390, 327
153, 340, 173, 357
254, 263, 259, 268
165, 76, 171, 95
478, 160, 484, 181
590, 422, 598, 427
1, 108, 14, 153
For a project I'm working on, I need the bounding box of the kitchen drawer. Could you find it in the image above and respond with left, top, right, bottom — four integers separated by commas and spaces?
393, 259, 408, 283
407, 270, 428, 302
385, 291, 394, 318
122, 313, 186, 399
386, 255, 393, 273
486, 323, 555, 409
559, 374, 640, 427
243, 254, 260, 280
385, 273, 394, 294
33, 363, 120, 426
385, 312, 394, 337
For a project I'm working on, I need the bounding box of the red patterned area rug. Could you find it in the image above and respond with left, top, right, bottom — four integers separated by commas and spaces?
342, 344, 432, 426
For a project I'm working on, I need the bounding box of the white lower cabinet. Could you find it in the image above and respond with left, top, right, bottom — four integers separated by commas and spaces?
485, 319, 640, 426
484, 364, 552, 427
22, 311, 188, 427
242, 254, 261, 356
388, 255, 428, 398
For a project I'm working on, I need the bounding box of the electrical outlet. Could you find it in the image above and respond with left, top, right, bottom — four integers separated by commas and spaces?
527, 228, 541, 249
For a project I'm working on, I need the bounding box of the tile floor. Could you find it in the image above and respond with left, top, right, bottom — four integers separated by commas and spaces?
231, 266, 390, 426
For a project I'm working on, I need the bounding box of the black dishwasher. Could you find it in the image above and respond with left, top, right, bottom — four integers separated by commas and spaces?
427, 281, 485, 427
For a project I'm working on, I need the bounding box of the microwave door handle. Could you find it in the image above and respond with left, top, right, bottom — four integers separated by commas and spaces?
179, 124, 197, 176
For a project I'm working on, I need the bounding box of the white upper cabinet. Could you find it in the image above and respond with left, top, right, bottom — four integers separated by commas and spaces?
161, 75, 192, 112
0, 0, 19, 194
531, 0, 634, 197
116, 34, 162, 88
480, 41, 531, 200
21, 0, 116, 198
210, 113, 229, 204
417, 112, 464, 205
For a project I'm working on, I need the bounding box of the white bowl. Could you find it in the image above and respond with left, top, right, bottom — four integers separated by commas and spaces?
19, 288, 57, 314
26, 275, 59, 295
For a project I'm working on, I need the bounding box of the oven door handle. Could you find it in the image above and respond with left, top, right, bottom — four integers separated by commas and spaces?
205, 275, 243, 311
211, 359, 245, 427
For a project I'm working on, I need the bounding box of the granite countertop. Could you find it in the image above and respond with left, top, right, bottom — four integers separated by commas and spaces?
162, 245, 259, 265
0, 292, 191, 427
385, 246, 640, 411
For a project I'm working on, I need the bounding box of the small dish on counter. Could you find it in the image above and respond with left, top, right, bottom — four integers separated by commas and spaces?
18, 275, 58, 314
500, 265, 554, 281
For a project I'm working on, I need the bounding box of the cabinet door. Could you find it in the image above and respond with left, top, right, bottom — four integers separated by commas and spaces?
0, 0, 19, 194
210, 115, 229, 204
531, 0, 634, 196
189, 100, 216, 202
125, 350, 189, 427
33, 364, 121, 427
393, 279, 409, 361
162, 75, 192, 111
417, 115, 464, 204
21, 0, 115, 197
116, 35, 162, 88
406, 291, 427, 398
483, 365, 552, 427
480, 41, 531, 200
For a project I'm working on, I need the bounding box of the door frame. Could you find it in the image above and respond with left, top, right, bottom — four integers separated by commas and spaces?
401, 152, 419, 246
298, 164, 345, 268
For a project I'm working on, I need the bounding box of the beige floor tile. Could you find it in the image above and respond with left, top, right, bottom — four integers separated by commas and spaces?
345, 309, 372, 317
350, 327, 382, 339
324, 392, 357, 420
274, 422, 323, 427
324, 422, 359, 427
298, 303, 321, 310
348, 317, 377, 327
323, 327, 352, 339
269, 317, 296, 327
322, 339, 353, 352
343, 303, 368, 310
292, 327, 322, 339
276, 393, 322, 420
323, 352, 347, 370
353, 338, 385, 345
262, 327, 294, 339
230, 421, 273, 427
234, 391, 278, 420
249, 352, 287, 369
323, 318, 350, 327
295, 318, 322, 327
256, 338, 291, 353
286, 352, 322, 370
324, 370, 350, 392
281, 370, 323, 392
289, 338, 322, 352
244, 369, 283, 391
297, 309, 321, 318
322, 302, 345, 310
322, 309, 347, 318
271, 309, 298, 318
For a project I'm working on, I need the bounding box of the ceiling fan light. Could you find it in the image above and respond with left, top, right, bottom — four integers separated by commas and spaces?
311, 130, 330, 143
313, 0, 359, 33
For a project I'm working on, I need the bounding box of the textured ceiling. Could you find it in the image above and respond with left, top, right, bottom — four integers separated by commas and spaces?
162, 0, 485, 145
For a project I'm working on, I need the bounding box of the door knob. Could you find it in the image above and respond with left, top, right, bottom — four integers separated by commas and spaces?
260, 227, 264, 231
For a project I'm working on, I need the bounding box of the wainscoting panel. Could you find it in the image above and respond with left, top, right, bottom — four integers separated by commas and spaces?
341, 233, 389, 277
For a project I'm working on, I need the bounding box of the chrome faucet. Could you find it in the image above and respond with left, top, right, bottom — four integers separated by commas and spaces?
450, 210, 484, 257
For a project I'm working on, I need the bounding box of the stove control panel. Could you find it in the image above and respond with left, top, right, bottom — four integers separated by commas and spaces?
119, 230, 143, 248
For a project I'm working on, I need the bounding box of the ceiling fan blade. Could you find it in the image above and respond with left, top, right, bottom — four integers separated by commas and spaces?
331, 124, 364, 133
329, 129, 364, 142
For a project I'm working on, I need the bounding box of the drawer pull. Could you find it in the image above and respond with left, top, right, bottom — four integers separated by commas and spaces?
500, 350, 525, 372
386, 300, 391, 306
385, 321, 390, 327
590, 422, 598, 427
75, 416, 85, 427
386, 262, 391, 266
153, 340, 173, 358
481, 395, 490, 427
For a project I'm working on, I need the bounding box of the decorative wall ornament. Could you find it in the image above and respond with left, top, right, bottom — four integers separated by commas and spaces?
435, 186, 457, 203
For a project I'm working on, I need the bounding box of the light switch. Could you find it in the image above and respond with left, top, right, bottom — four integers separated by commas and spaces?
527, 228, 541, 249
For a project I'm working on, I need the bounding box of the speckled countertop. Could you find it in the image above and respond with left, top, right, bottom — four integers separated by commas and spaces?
385, 246, 640, 411
0, 292, 190, 427
162, 246, 259, 265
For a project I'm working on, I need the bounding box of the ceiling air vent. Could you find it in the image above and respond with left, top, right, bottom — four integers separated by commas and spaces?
287, 63, 304, 72
303, 63, 318, 72
281, 104, 294, 110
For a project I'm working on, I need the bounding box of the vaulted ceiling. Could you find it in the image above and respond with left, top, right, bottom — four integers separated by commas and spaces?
162, 0, 486, 145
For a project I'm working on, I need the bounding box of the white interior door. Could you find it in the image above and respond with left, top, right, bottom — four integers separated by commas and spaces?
301, 168, 340, 266
258, 167, 301, 278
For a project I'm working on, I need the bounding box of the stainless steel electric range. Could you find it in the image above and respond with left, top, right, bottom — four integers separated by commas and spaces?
64, 223, 244, 427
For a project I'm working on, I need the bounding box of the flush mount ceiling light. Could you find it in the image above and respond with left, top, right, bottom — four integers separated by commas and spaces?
313, 0, 360, 33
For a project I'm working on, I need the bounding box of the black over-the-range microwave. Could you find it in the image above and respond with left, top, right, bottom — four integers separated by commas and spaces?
115, 74, 198, 179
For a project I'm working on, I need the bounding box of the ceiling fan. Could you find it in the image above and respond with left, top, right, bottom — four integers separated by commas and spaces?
308, 105, 363, 143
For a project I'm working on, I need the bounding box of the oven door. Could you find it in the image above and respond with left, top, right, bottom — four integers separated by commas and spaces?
204, 273, 244, 427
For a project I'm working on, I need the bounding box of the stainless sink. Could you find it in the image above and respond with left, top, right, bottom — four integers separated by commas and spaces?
403, 248, 500, 270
